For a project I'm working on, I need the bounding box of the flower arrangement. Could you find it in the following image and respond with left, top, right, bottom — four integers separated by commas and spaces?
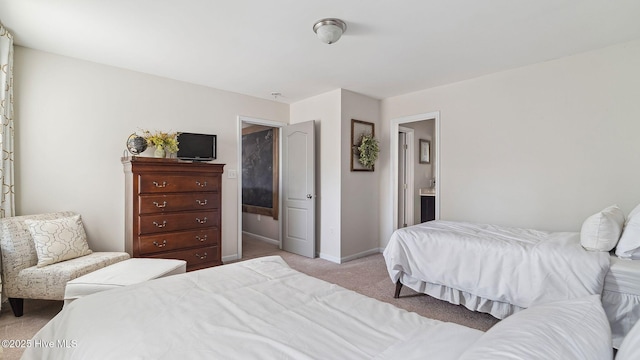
142, 130, 179, 156
357, 133, 379, 169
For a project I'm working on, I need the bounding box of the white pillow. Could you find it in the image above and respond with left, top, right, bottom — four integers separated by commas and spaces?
625, 203, 640, 225
580, 205, 625, 251
616, 203, 640, 259
25, 215, 93, 267
459, 295, 612, 360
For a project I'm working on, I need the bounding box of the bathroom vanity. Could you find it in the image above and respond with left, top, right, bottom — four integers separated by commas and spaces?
420, 188, 436, 222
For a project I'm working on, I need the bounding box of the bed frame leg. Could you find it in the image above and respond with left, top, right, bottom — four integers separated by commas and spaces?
394, 281, 403, 298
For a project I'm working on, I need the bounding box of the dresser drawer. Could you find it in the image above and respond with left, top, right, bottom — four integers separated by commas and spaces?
124, 158, 224, 271
148, 246, 220, 270
138, 210, 219, 234
137, 229, 219, 255
139, 193, 219, 214
138, 174, 220, 194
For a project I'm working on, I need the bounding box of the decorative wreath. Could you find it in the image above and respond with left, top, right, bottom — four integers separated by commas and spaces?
357, 134, 379, 169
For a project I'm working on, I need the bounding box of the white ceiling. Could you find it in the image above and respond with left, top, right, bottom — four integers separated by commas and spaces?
1, 1, 640, 104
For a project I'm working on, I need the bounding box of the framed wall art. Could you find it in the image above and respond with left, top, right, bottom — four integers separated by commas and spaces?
351, 119, 376, 172
419, 139, 431, 164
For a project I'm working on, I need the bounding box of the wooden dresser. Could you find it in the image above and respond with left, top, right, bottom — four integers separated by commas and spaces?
122, 157, 224, 271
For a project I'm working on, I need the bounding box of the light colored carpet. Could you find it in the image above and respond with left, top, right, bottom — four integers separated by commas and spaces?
0, 299, 62, 360
0, 236, 498, 359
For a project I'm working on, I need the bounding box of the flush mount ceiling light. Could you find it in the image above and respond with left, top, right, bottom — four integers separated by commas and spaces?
313, 18, 347, 44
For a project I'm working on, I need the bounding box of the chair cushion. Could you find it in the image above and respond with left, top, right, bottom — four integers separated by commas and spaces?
11, 252, 130, 300
25, 215, 93, 267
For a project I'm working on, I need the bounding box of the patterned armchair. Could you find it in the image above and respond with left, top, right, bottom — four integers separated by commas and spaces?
0, 211, 129, 316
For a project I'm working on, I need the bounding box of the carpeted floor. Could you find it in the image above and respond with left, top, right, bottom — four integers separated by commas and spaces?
0, 236, 498, 360
0, 298, 62, 360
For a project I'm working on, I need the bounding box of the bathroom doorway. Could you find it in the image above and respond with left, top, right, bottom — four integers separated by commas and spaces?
390, 112, 440, 231
398, 126, 415, 228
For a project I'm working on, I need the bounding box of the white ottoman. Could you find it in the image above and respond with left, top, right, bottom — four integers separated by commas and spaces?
64, 258, 186, 305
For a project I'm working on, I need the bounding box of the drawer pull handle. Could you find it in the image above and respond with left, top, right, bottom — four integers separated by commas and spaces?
196, 235, 208, 242
195, 181, 207, 187
153, 240, 167, 248
152, 181, 167, 188
153, 221, 167, 228
196, 199, 208, 206
195, 252, 207, 260
196, 217, 208, 224
153, 201, 167, 208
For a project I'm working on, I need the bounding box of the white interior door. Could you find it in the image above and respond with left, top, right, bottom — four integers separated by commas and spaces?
398, 132, 407, 227
282, 120, 315, 258
398, 127, 414, 227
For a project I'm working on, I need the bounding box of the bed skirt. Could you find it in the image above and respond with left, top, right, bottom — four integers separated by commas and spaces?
399, 273, 523, 320
603, 290, 640, 348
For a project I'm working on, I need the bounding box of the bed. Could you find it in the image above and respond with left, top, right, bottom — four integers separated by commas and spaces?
385, 220, 610, 316
384, 219, 640, 348
22, 256, 613, 360
604, 255, 640, 348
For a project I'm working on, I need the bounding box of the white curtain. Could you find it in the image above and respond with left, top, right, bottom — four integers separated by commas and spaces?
0, 23, 14, 218
0, 22, 15, 311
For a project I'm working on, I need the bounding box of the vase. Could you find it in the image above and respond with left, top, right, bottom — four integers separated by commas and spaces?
154, 146, 166, 158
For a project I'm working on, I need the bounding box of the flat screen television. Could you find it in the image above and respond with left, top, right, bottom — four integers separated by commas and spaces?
176, 132, 217, 161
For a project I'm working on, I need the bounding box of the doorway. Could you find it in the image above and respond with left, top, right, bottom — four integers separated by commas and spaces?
237, 117, 316, 260
237, 116, 284, 260
390, 112, 440, 231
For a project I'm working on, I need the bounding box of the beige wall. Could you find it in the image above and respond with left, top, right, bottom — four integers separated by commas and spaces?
380, 39, 640, 247
13, 47, 289, 259
14, 38, 640, 262
289, 89, 382, 262
340, 90, 381, 260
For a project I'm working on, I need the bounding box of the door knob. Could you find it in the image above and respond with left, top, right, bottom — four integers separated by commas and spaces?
306, 194, 312, 199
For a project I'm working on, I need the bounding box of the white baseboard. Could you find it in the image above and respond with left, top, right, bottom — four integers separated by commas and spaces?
318, 253, 341, 264
222, 254, 239, 263
237, 233, 383, 265
242, 231, 280, 246
319, 247, 383, 264
341, 248, 383, 263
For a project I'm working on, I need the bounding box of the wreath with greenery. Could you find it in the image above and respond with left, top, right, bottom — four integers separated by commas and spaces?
357, 134, 379, 169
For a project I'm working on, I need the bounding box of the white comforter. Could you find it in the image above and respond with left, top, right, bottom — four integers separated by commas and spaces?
384, 220, 610, 315
22, 256, 482, 360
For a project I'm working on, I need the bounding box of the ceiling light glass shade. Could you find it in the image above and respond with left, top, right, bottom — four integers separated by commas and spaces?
315, 24, 343, 44
313, 18, 347, 44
